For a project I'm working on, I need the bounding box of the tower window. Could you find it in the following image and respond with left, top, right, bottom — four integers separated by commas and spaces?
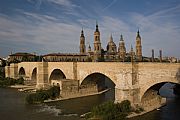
96, 36, 98, 41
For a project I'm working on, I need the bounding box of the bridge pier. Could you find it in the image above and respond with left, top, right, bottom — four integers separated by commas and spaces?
5, 63, 18, 79
115, 87, 141, 107
36, 62, 50, 89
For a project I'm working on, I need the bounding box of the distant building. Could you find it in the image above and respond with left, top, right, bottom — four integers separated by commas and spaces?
43, 53, 88, 62
8, 52, 36, 62
163, 57, 178, 63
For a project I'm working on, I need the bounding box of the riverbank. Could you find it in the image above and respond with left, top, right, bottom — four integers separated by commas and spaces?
127, 97, 166, 118
0, 77, 24, 87
9, 85, 166, 119
8, 85, 165, 119
44, 88, 110, 103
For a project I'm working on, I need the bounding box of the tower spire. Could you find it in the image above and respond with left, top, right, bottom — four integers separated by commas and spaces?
131, 44, 133, 52
96, 20, 99, 32
88, 44, 91, 52
137, 29, 141, 38
81, 27, 84, 37
120, 34, 123, 41
110, 34, 113, 41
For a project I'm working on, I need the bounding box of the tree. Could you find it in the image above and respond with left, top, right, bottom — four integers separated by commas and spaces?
87, 57, 92, 62
22, 55, 29, 62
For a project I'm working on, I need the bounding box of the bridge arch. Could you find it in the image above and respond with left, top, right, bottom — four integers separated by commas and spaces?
140, 80, 180, 111
19, 67, 26, 77
81, 72, 116, 90
140, 80, 179, 101
49, 69, 66, 85
31, 67, 37, 81
80, 71, 116, 85
80, 72, 116, 100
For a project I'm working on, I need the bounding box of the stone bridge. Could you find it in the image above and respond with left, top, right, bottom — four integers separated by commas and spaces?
5, 62, 180, 110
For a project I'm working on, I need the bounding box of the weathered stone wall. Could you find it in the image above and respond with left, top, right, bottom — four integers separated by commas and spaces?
36, 62, 49, 89
48, 62, 74, 80
61, 84, 98, 98
9, 63, 18, 79
5, 66, 10, 78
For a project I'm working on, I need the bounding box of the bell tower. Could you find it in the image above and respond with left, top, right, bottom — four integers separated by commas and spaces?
118, 34, 126, 61
79, 28, 86, 54
93, 21, 101, 61
135, 30, 142, 61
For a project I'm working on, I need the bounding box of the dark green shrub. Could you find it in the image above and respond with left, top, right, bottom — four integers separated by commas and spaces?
25, 86, 60, 104
90, 100, 131, 120
48, 86, 60, 99
16, 77, 24, 85
120, 100, 131, 113
0, 77, 25, 87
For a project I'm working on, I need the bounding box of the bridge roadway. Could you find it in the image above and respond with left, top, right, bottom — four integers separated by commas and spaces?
5, 62, 180, 111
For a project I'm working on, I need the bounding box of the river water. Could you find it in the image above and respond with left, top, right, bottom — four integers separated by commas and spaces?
0, 83, 180, 120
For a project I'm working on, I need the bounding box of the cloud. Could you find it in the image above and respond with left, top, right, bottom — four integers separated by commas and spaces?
47, 0, 76, 7
0, 1, 179, 58
27, 0, 42, 9
0, 12, 83, 55
102, 0, 117, 11
129, 5, 180, 57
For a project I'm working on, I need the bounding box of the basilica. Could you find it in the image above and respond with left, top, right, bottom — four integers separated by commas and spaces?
79, 22, 142, 62
43, 22, 143, 62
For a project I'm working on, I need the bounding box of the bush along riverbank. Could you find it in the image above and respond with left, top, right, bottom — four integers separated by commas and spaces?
25, 86, 60, 104
85, 100, 144, 120
0, 77, 24, 87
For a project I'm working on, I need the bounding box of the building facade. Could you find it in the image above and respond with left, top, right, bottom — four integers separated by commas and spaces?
8, 52, 36, 62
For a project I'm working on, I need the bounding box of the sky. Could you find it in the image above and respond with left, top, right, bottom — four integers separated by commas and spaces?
0, 0, 180, 58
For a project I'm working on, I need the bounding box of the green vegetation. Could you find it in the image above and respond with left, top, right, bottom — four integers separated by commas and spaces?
25, 86, 60, 104
86, 100, 132, 120
0, 77, 24, 87
134, 106, 144, 114
0, 67, 5, 78
0, 60, 6, 67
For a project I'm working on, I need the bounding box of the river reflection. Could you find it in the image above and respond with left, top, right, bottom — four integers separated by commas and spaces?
0, 83, 180, 120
